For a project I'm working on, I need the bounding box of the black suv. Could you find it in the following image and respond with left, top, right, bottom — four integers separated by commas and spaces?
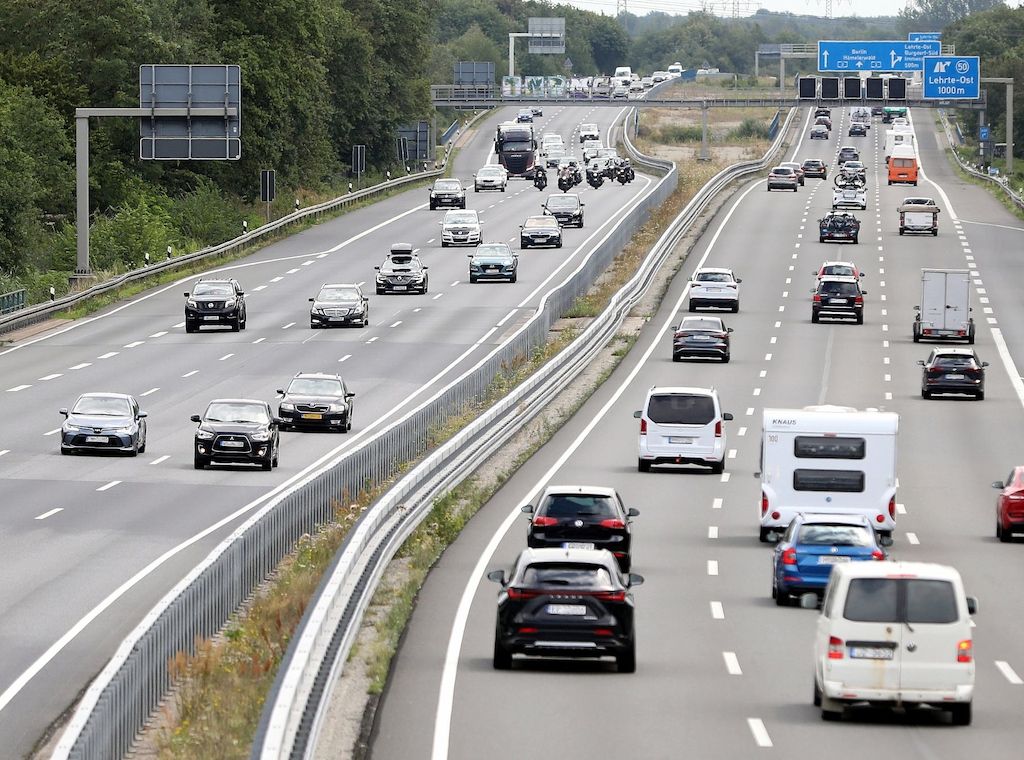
919, 349, 988, 400
184, 279, 246, 332
192, 398, 280, 470
487, 547, 643, 672
801, 158, 827, 179
542, 193, 584, 227
277, 372, 355, 431
811, 275, 867, 324
848, 122, 867, 137
429, 178, 466, 210
375, 244, 428, 294
837, 146, 860, 165
521, 486, 639, 570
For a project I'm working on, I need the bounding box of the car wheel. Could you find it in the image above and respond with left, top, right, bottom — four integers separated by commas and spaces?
510, 274, 517, 283
672, 354, 680, 362
469, 275, 478, 283
811, 311, 820, 323
731, 302, 739, 313
429, 203, 435, 211
474, 186, 479, 192
493, 632, 513, 670
710, 459, 725, 475
501, 185, 505, 192
722, 353, 730, 364
185, 323, 197, 334
997, 520, 1009, 542
813, 679, 822, 707
759, 527, 771, 543
138, 435, 146, 455
441, 241, 448, 248
775, 585, 789, 606
346, 415, 353, 432
521, 241, 529, 249
976, 390, 985, 400
922, 389, 932, 399
855, 314, 864, 325
950, 702, 972, 726
194, 455, 207, 470
240, 315, 246, 330
261, 455, 273, 471
820, 695, 844, 721
853, 236, 859, 244
637, 458, 651, 473
616, 637, 637, 673
272, 446, 279, 468
376, 288, 385, 296
688, 301, 696, 313
967, 329, 975, 345
231, 317, 240, 332
60, 447, 71, 455
912, 326, 920, 343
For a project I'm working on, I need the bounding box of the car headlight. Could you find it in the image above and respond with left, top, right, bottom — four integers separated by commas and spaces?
352, 302, 365, 312
112, 425, 136, 433
224, 298, 236, 308
279, 403, 295, 412
186, 299, 198, 308
376, 275, 386, 283
196, 429, 215, 440
328, 402, 348, 413
250, 430, 272, 442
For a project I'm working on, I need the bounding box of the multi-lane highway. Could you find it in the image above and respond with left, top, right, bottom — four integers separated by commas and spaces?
0, 103, 659, 756
368, 106, 1024, 758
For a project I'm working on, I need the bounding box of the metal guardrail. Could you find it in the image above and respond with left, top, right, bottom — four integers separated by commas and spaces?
0, 289, 26, 315
439, 119, 460, 144
251, 105, 798, 760
939, 110, 1024, 212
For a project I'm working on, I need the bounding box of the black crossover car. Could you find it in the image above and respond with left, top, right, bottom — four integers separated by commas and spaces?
468, 243, 518, 283
375, 245, 428, 294
277, 372, 355, 431
60, 392, 147, 456
542, 194, 584, 227
522, 486, 639, 570
848, 122, 868, 137
801, 159, 827, 179
520, 215, 563, 248
920, 348, 988, 400
429, 178, 466, 210
671, 316, 733, 362
487, 547, 643, 672
192, 398, 280, 470
837, 146, 860, 165
184, 278, 246, 332
811, 275, 867, 324
309, 283, 368, 328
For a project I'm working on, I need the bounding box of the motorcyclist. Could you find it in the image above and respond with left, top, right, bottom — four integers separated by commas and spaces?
533, 166, 548, 190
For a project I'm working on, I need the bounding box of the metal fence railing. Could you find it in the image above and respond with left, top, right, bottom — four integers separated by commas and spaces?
939, 110, 1024, 212
250, 105, 798, 760
0, 289, 26, 315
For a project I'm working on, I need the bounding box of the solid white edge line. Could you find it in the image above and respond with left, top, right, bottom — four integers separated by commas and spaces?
431, 177, 766, 760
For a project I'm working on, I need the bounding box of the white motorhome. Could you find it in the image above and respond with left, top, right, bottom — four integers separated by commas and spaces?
613, 66, 632, 87
884, 129, 915, 162
758, 406, 898, 542
913, 268, 974, 343
667, 62, 683, 78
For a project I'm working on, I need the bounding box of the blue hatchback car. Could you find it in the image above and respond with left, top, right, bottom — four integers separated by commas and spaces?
771, 513, 885, 606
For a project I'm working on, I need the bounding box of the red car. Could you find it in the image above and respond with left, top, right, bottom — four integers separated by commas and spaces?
994, 466, 1024, 542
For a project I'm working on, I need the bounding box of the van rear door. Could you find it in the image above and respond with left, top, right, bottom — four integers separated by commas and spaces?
644, 393, 717, 457
829, 577, 902, 691
897, 578, 970, 693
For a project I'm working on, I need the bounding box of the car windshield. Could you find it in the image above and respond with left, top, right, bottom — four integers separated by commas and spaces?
680, 318, 723, 331
772, 168, 794, 175
434, 180, 460, 191
904, 197, 934, 205
524, 217, 556, 229
478, 167, 502, 177
804, 161, 822, 167
72, 396, 131, 416
287, 378, 344, 396
823, 265, 855, 277
844, 579, 957, 624
204, 402, 269, 424
540, 494, 617, 518
521, 563, 613, 588
501, 141, 531, 152
818, 281, 859, 296
477, 244, 512, 257
547, 196, 578, 208
797, 525, 874, 547
387, 254, 415, 266
647, 394, 716, 425
581, 124, 597, 132
445, 212, 477, 224
845, 162, 864, 169
696, 272, 733, 283
317, 287, 360, 302
934, 355, 978, 368
192, 282, 234, 296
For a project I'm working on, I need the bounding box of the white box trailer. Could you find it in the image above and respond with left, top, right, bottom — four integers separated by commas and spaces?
758, 406, 898, 543
913, 268, 974, 343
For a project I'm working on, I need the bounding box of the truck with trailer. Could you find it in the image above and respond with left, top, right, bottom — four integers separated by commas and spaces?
758, 406, 899, 544
913, 268, 974, 344
495, 123, 537, 179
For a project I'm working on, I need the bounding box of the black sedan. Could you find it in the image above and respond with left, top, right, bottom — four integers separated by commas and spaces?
192, 398, 280, 470
542, 193, 584, 227
309, 283, 368, 328
920, 348, 988, 399
671, 316, 733, 362
522, 485, 639, 570
487, 547, 643, 672
520, 215, 563, 248
60, 392, 147, 456
277, 373, 355, 431
468, 243, 518, 283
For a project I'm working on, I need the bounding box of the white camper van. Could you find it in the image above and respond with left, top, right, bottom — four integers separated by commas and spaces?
758, 406, 898, 542
804, 561, 978, 725
913, 268, 974, 343
884, 129, 915, 162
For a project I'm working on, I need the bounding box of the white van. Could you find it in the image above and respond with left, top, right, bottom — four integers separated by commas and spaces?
758, 406, 898, 542
803, 561, 977, 725
635, 386, 733, 473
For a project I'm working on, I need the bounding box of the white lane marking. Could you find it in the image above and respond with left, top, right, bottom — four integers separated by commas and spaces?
777, 305, 784, 312
882, 324, 889, 332
476, 327, 498, 345
317, 253, 328, 259
782, 291, 789, 298
770, 336, 777, 344
366, 337, 379, 344
753, 388, 761, 396
906, 532, 920, 545
988, 317, 998, 325
413, 308, 422, 313
774, 321, 781, 328
759, 370, 767, 378
339, 355, 352, 363
139, 388, 160, 397
182, 370, 199, 378
883, 340, 890, 348
884, 357, 890, 365
450, 280, 460, 287
173, 321, 185, 328
764, 353, 773, 361
43, 428, 61, 436
720, 472, 731, 483
711, 601, 725, 619
98, 352, 118, 359
497, 309, 517, 327
432, 293, 443, 300
149, 331, 168, 338
219, 353, 234, 361
96, 481, 121, 492
6, 385, 31, 392
712, 498, 723, 510
707, 560, 719, 576
390, 321, 403, 328
991, 328, 1024, 410
301, 260, 314, 266
282, 322, 295, 329
35, 508, 63, 521
38, 374, 62, 381
723, 652, 742, 675
748, 719, 773, 748
738, 427, 747, 436
708, 526, 719, 539
0, 450, 8, 457
123, 341, 144, 348
728, 449, 737, 459
896, 502, 907, 515
149, 455, 170, 465
270, 277, 283, 283
430, 172, 759, 760
995, 661, 1024, 685
356, 281, 366, 287
980, 297, 990, 304
287, 268, 300, 274
885, 392, 893, 400
746, 407, 754, 416
253, 337, 266, 344
252, 285, 267, 292
984, 307, 994, 314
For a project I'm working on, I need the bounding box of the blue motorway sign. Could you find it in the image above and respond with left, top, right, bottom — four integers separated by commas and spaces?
817, 40, 941, 72
923, 56, 981, 100
980, 125, 990, 141
909, 32, 942, 42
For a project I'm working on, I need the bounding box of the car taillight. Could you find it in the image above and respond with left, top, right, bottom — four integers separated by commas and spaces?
957, 639, 973, 663
854, 296, 864, 305
781, 547, 797, 566
715, 420, 723, 437
716, 332, 728, 339
532, 516, 558, 527
518, 627, 538, 634
1007, 494, 1024, 501
813, 294, 822, 303
594, 590, 626, 602
593, 628, 614, 636
599, 518, 626, 529
639, 418, 647, 436
828, 636, 844, 659
876, 514, 885, 523
761, 492, 769, 517
888, 496, 896, 520
872, 550, 886, 560
507, 588, 539, 600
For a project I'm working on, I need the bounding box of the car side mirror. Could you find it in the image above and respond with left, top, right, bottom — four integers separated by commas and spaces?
633, 410, 642, 419
272, 417, 283, 426
190, 414, 202, 423
966, 596, 978, 615
723, 412, 734, 421
137, 411, 147, 419
992, 481, 1005, 489
237, 291, 245, 297
798, 593, 820, 610
309, 297, 315, 302
59, 408, 68, 416
671, 325, 677, 331
736, 278, 742, 283
580, 202, 585, 207
879, 535, 894, 547
982, 361, 990, 367
423, 265, 429, 270
860, 290, 868, 295
467, 254, 474, 258
276, 389, 285, 395
627, 507, 640, 518
346, 392, 356, 399
627, 573, 644, 587
183, 292, 190, 297
917, 360, 926, 366
727, 328, 734, 333
374, 266, 380, 270
486, 569, 506, 585
520, 504, 534, 514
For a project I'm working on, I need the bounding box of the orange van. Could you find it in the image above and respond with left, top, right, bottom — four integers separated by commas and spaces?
888, 145, 918, 186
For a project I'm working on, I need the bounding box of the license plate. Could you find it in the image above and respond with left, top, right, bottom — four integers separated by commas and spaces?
817, 556, 851, 565
85, 435, 108, 443
706, 287, 722, 293
850, 646, 894, 660
829, 298, 847, 304
204, 315, 220, 320
691, 335, 713, 341
668, 436, 695, 444
946, 374, 965, 380
220, 440, 245, 448
301, 413, 323, 420
562, 542, 595, 550
392, 285, 407, 291
546, 604, 587, 616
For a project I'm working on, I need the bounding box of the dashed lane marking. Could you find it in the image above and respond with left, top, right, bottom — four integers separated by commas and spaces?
38, 374, 62, 381
707, 560, 719, 576
723, 652, 742, 675
713, 498, 723, 510
96, 480, 121, 492
708, 526, 719, 539
219, 353, 234, 361
149, 331, 168, 338
710, 601, 725, 619
6, 385, 31, 392
139, 388, 160, 397
98, 352, 118, 359
339, 355, 352, 363
43, 428, 61, 436
747, 719, 773, 748
182, 370, 199, 378
150, 455, 170, 465
123, 341, 144, 348
35, 508, 63, 521
906, 532, 920, 545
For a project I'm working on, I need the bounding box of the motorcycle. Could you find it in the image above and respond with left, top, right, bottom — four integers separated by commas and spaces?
533, 169, 548, 191
587, 170, 604, 189
615, 161, 635, 185
557, 168, 575, 193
